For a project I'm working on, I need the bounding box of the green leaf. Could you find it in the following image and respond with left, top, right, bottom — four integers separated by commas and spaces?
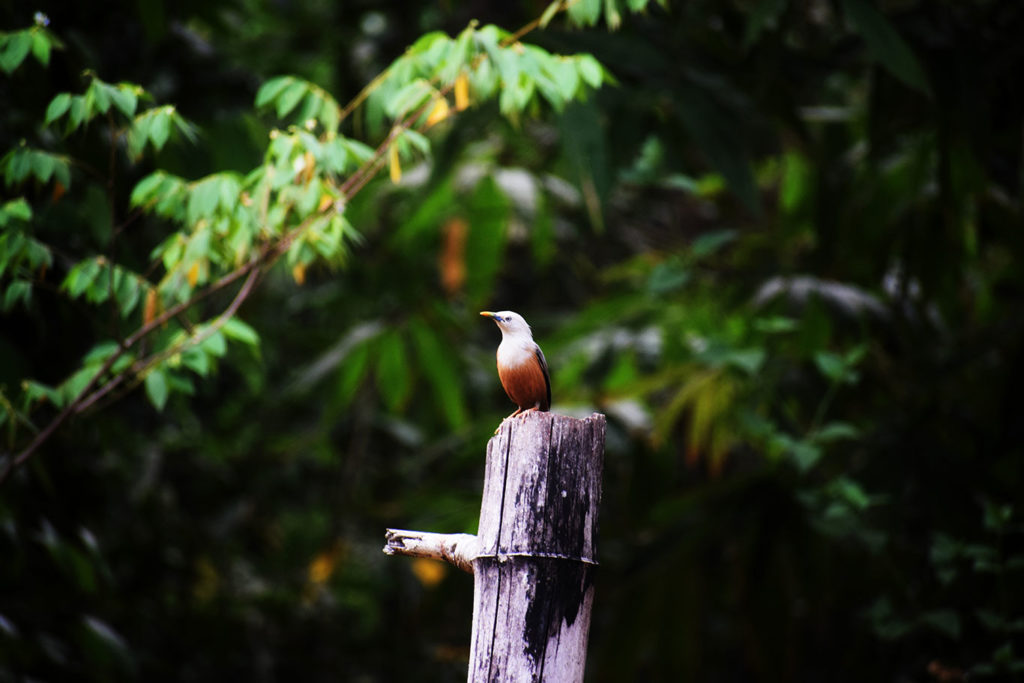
108, 84, 138, 118
721, 348, 766, 375
82, 341, 120, 366
67, 96, 87, 133
754, 316, 798, 334
114, 272, 142, 317
567, 0, 602, 26
256, 76, 292, 108
30, 30, 52, 65
45, 93, 72, 125
87, 79, 112, 114
129, 111, 153, 157
841, 0, 931, 95
144, 368, 169, 411
276, 80, 308, 118
335, 341, 372, 407
540, 0, 563, 28
548, 58, 581, 102
130, 172, 165, 206
3, 279, 32, 311
222, 317, 260, 347
691, 229, 737, 259
409, 322, 467, 429
832, 476, 871, 510
200, 330, 227, 358
577, 54, 604, 88
814, 351, 846, 382
386, 79, 433, 119
149, 111, 171, 150
187, 176, 223, 223
63, 258, 103, 299
464, 177, 510, 306
1, 198, 32, 223
376, 331, 411, 411
812, 421, 861, 443
0, 31, 32, 74
22, 379, 62, 408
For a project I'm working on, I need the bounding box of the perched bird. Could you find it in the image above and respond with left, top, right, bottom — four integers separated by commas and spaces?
480, 311, 551, 420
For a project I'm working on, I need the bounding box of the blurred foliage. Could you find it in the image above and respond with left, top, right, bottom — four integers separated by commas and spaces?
1, 0, 1023, 681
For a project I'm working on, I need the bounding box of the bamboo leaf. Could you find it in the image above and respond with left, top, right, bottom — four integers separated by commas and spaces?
409, 322, 467, 428
376, 331, 411, 411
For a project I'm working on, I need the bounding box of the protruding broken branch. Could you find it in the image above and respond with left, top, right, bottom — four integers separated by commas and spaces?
383, 529, 479, 574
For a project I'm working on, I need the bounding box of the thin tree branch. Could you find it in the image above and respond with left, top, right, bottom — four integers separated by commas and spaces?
75, 264, 261, 417
0, 258, 261, 483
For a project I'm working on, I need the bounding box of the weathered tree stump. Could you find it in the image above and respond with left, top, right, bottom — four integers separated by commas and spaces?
384, 411, 605, 682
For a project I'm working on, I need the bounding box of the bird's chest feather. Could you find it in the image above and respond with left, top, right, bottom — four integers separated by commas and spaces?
495, 339, 547, 408
496, 339, 535, 368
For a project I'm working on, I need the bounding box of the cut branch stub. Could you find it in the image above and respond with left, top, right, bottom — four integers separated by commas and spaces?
383, 529, 478, 574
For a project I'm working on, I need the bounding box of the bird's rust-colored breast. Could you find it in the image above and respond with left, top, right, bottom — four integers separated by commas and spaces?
497, 353, 550, 411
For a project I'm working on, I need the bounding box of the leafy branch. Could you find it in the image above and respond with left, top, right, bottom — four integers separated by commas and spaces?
0, 1, 649, 481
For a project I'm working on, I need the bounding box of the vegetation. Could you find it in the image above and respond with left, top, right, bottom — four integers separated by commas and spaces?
1, 1, 1022, 680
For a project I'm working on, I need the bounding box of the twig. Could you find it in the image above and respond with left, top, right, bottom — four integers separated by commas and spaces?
76, 265, 261, 416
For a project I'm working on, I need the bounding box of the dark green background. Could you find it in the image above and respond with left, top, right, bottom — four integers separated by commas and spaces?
2, 1, 1022, 680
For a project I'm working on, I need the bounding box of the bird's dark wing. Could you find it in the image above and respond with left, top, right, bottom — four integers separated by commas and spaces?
534, 344, 551, 411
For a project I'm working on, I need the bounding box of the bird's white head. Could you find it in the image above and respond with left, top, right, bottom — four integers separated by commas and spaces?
480, 310, 533, 340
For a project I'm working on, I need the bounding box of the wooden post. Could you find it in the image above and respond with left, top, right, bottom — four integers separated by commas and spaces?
385, 411, 606, 682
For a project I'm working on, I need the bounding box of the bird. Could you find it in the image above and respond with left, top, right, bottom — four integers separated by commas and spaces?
480, 311, 551, 421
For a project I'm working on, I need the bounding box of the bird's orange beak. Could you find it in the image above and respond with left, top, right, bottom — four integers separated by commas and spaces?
480, 311, 496, 318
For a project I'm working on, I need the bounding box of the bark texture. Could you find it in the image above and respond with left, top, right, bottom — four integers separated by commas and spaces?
467, 411, 605, 682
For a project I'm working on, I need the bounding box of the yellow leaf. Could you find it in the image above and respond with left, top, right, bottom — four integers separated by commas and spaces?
411, 558, 447, 588
187, 261, 200, 287
389, 142, 401, 184
425, 97, 450, 127
143, 289, 158, 326
292, 263, 306, 285
454, 73, 470, 111
440, 216, 467, 296
318, 193, 334, 212
308, 549, 338, 585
